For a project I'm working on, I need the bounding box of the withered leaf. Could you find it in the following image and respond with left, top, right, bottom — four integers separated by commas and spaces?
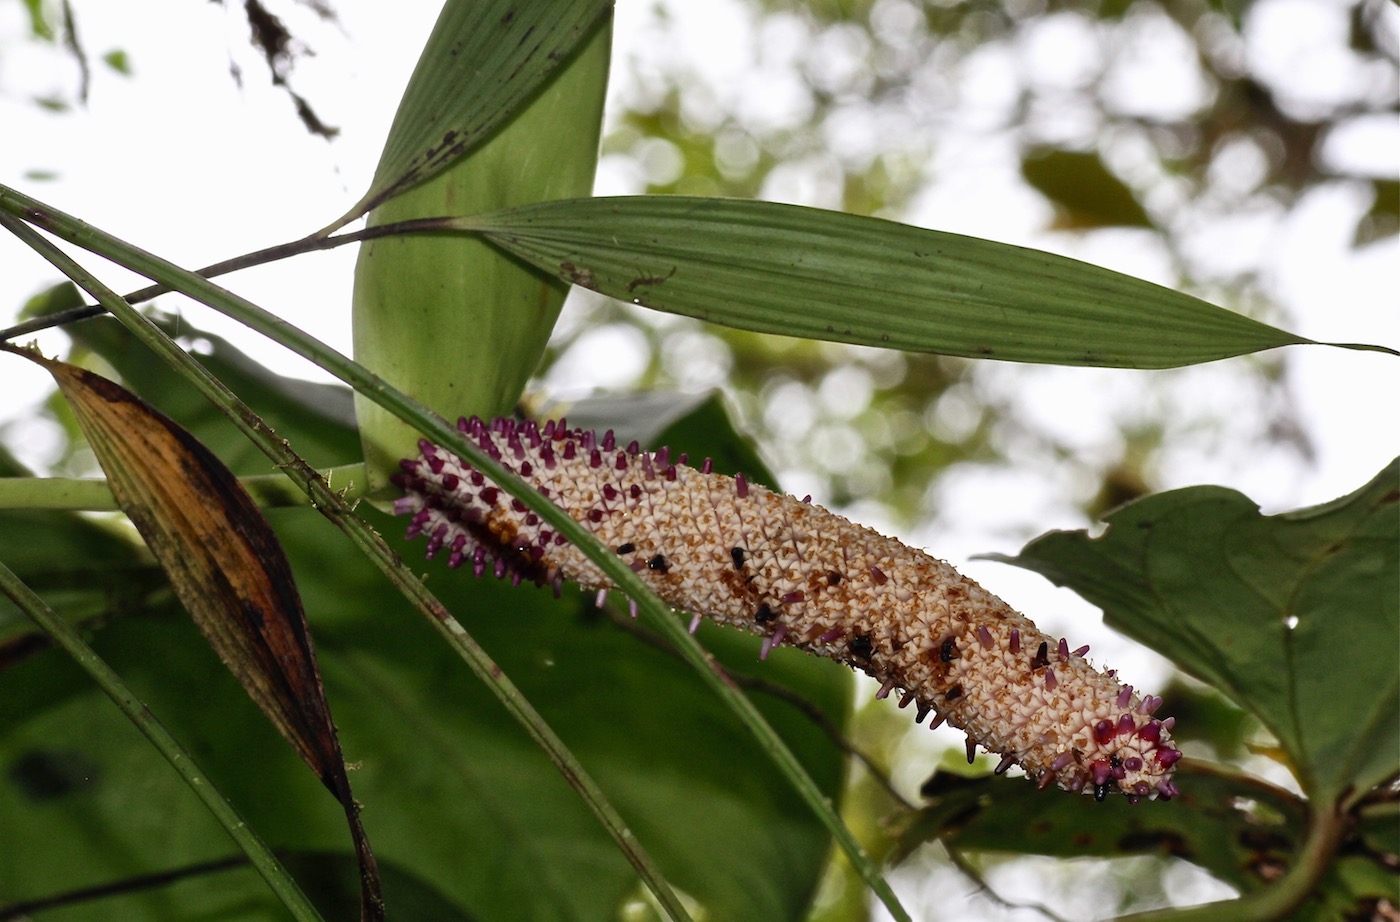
23, 350, 383, 921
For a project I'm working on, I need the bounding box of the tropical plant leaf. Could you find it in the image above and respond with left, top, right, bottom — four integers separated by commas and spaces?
332, 0, 613, 228
1021, 148, 1153, 229
988, 460, 1400, 807
459, 196, 1326, 368
58, 312, 360, 474
897, 761, 1305, 895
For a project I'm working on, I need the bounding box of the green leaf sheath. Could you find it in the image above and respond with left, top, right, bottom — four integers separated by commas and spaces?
353, 14, 611, 498
991, 460, 1399, 806
459, 195, 1316, 368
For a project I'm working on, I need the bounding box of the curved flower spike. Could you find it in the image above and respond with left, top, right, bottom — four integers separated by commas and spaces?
393, 416, 1181, 800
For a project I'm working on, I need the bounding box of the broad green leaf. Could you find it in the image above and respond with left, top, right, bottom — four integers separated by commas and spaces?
1021, 148, 1153, 229
62, 313, 360, 474
353, 10, 611, 497
897, 761, 1305, 895
334, 0, 613, 227
460, 196, 1327, 368
0, 391, 848, 920
0, 443, 160, 642
989, 461, 1400, 806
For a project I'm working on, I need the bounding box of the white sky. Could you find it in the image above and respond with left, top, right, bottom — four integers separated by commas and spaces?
0, 2, 1396, 918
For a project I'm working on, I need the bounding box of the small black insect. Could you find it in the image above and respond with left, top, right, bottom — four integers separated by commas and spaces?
647, 554, 670, 573
616, 542, 636, 555
730, 546, 746, 570
754, 603, 776, 623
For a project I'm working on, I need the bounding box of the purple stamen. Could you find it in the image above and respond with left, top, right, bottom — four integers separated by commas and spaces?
1009, 629, 1021, 653
735, 472, 748, 497
1117, 713, 1136, 737
965, 738, 978, 764
876, 679, 897, 699
994, 755, 1016, 775
977, 626, 994, 649
1116, 685, 1134, 709
1050, 751, 1074, 772
1089, 760, 1113, 786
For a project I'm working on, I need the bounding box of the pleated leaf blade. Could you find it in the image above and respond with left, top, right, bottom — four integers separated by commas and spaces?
462, 196, 1323, 368
335, 0, 612, 226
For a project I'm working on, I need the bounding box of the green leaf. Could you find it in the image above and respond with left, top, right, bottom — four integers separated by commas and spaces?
1021, 148, 1153, 229
335, 0, 613, 227
989, 461, 1400, 806
897, 761, 1305, 896
461, 196, 1327, 368
101, 49, 131, 76
0, 392, 849, 920
1354, 178, 1399, 247
60, 313, 360, 474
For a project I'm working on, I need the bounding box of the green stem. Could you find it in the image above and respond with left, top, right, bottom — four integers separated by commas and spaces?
0, 205, 694, 922
0, 560, 326, 922
0, 183, 910, 922
0, 218, 456, 342
0, 465, 368, 511
1115, 801, 1347, 921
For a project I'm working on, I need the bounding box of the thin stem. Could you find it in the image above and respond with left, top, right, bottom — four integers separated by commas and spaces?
0, 856, 246, 921
0, 465, 369, 511
0, 183, 910, 922
0, 205, 694, 922
0, 560, 326, 922
0, 218, 457, 342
